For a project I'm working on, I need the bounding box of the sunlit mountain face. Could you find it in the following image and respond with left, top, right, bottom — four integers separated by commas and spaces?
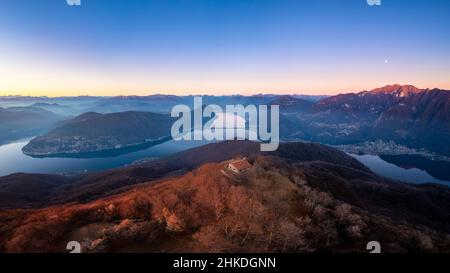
1, 0, 450, 255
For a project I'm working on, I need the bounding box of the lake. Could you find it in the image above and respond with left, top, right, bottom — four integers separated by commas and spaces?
350, 154, 450, 186
0, 139, 449, 187
0, 138, 208, 176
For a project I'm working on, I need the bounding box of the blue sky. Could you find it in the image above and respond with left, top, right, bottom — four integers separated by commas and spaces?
0, 0, 449, 96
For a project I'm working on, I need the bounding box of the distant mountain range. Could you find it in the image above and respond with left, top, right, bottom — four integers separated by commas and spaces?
270, 95, 313, 114
0, 94, 325, 115
29, 102, 78, 116
1, 141, 449, 252
1, 84, 449, 157
0, 107, 65, 144
22, 111, 174, 157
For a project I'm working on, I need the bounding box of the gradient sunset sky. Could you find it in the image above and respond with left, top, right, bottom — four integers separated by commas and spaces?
0, 0, 449, 96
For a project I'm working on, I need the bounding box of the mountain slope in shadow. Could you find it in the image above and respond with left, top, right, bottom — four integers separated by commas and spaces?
0, 107, 65, 145
0, 141, 368, 209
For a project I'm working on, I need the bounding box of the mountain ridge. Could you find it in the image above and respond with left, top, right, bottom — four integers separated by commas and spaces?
1, 141, 370, 209
288, 85, 450, 156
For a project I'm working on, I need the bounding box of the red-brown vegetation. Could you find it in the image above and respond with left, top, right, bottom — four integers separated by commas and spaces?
1, 156, 449, 253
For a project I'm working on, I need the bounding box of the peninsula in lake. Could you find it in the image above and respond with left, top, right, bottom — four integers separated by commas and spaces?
22, 111, 174, 157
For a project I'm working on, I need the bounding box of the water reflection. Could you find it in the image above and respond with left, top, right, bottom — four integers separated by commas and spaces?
350, 153, 450, 186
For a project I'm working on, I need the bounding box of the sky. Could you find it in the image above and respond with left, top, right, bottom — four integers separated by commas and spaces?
0, 0, 449, 96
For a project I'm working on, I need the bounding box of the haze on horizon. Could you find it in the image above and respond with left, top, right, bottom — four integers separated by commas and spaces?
0, 0, 449, 97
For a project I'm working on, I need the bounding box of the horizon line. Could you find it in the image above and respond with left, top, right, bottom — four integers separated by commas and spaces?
0, 84, 449, 98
